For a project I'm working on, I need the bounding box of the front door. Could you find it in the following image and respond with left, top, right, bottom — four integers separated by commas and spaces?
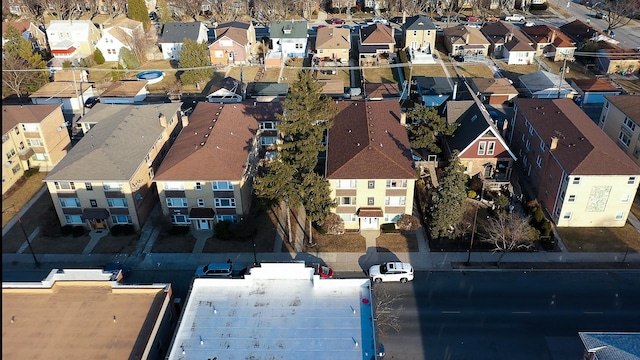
196, 219, 209, 230
93, 219, 105, 229
411, 41, 418, 49
361, 217, 379, 230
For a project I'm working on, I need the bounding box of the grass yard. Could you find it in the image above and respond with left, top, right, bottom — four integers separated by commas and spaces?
202, 208, 277, 253
497, 63, 539, 83
455, 64, 496, 78
299, 232, 367, 253
542, 59, 594, 80
152, 233, 196, 253
227, 66, 260, 82
92, 234, 140, 254
362, 67, 398, 84
315, 68, 351, 86
410, 65, 448, 78
376, 232, 419, 252
263, 67, 283, 82
558, 223, 640, 252
2, 172, 47, 229
30, 234, 90, 254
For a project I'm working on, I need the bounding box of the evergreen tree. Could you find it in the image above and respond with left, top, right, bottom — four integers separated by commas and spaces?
1, 25, 48, 99
406, 104, 457, 153
118, 47, 141, 69
178, 39, 214, 85
429, 152, 468, 239
94, 49, 106, 64
301, 172, 336, 244
156, 0, 173, 22
127, 0, 151, 30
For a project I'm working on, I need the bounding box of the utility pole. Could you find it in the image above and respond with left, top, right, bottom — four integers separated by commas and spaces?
556, 54, 573, 98
466, 186, 484, 265
3, 204, 40, 268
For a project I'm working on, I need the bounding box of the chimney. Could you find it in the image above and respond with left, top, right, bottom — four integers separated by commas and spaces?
159, 113, 167, 127
551, 30, 556, 43
402, 11, 407, 25
400, 112, 407, 125
502, 119, 509, 137
181, 113, 189, 127
550, 136, 558, 150
465, 33, 470, 44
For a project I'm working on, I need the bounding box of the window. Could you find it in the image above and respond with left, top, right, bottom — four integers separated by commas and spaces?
14, 126, 19, 135
568, 195, 576, 202
171, 215, 190, 224
217, 215, 238, 222
89, 199, 97, 207
525, 139, 531, 151
102, 182, 122, 190
339, 196, 356, 205
295, 43, 303, 49
6, 149, 16, 159
144, 154, 151, 165
260, 121, 276, 130
54, 181, 75, 190
614, 211, 626, 221
166, 198, 188, 207
65, 215, 83, 224
621, 194, 630, 203
214, 198, 236, 207
11, 164, 21, 174
22, 123, 39, 132
59, 198, 80, 207
487, 141, 495, 155
629, 177, 637, 185
107, 198, 128, 207
336, 180, 356, 189
339, 214, 357, 222
212, 181, 233, 190
540, 142, 546, 152
261, 136, 278, 146
27, 138, 44, 147
2, 134, 9, 143
385, 196, 406, 206
536, 155, 542, 168
111, 215, 132, 224
368, 180, 375, 189
18, 141, 24, 150
386, 180, 407, 188
618, 132, 631, 147
562, 211, 572, 220
85, 182, 93, 190
623, 117, 637, 132
634, 147, 640, 159
367, 197, 375, 205
197, 198, 205, 207
572, 177, 581, 185
384, 214, 402, 223
478, 141, 486, 155
33, 153, 48, 161
164, 181, 185, 190
195, 182, 202, 190
529, 124, 534, 135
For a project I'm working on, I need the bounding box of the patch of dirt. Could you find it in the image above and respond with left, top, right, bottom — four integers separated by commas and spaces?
376, 232, 419, 252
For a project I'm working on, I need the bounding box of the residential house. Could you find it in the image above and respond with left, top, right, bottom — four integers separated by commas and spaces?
2, 0, 28, 15
559, 19, 598, 50
315, 26, 350, 63
363, 0, 388, 10
46, 20, 102, 58
159, 22, 208, 61
469, 78, 519, 105
359, 24, 396, 66
330, 0, 357, 10
167, 263, 375, 360
414, 76, 455, 107
570, 79, 621, 106
599, 95, 640, 168
518, 70, 577, 99
508, 98, 640, 227
2, 104, 71, 194
443, 25, 491, 58
44, 103, 183, 231
99, 80, 149, 104
206, 76, 245, 103
2, 269, 174, 360
481, 21, 535, 64
1, 20, 47, 51
154, 101, 282, 228
595, 43, 640, 75
29, 82, 96, 114
443, 99, 516, 187
326, 100, 416, 230
209, 20, 256, 66
245, 82, 289, 100
269, 20, 309, 59
402, 15, 437, 64
52, 69, 89, 83
521, 24, 576, 61
365, 83, 400, 100
199, 0, 248, 19
95, 18, 144, 62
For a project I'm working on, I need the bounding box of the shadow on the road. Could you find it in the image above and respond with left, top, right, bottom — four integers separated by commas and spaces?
358, 246, 401, 276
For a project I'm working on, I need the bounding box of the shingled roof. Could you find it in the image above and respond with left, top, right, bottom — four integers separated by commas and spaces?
604, 95, 640, 122
360, 24, 394, 45
2, 104, 62, 135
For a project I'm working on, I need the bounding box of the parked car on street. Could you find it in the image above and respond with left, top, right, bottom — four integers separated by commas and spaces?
195, 262, 233, 277
329, 18, 345, 24
369, 262, 414, 283
440, 15, 459, 22
84, 97, 99, 108
505, 14, 525, 22
595, 12, 608, 19
466, 15, 481, 22
314, 264, 334, 279
486, 16, 500, 22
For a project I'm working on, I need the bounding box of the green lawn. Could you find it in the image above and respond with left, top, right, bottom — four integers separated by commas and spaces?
362, 67, 398, 84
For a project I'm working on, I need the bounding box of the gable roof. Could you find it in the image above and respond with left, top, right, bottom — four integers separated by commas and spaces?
504, 36, 535, 51
207, 76, 244, 97
53, 69, 88, 82
403, 15, 437, 31
105, 26, 133, 45
160, 22, 205, 43
521, 24, 575, 48
215, 20, 251, 45
326, 101, 416, 179
46, 103, 182, 181
47, 20, 97, 34
365, 83, 400, 99
2, 20, 32, 35
154, 102, 281, 181
571, 79, 619, 92
470, 78, 518, 95
29, 82, 93, 98
605, 95, 640, 122
2, 104, 62, 134
559, 19, 598, 44
246, 82, 289, 97
519, 70, 575, 94
515, 98, 640, 175
444, 25, 490, 45
269, 20, 308, 39
481, 21, 519, 45
100, 80, 148, 98
360, 24, 394, 44
414, 76, 453, 96
315, 26, 350, 49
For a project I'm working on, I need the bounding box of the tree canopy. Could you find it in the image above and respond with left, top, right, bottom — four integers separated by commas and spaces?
1, 25, 48, 100
127, 0, 151, 29
178, 39, 214, 85
429, 152, 468, 239
406, 104, 456, 153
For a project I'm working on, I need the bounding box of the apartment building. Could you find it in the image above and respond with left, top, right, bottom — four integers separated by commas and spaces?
2, 104, 71, 195
509, 98, 640, 227
326, 100, 416, 231
599, 95, 640, 168
44, 103, 183, 231
154, 101, 282, 229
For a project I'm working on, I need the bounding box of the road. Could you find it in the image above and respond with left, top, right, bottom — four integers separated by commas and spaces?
376, 270, 640, 360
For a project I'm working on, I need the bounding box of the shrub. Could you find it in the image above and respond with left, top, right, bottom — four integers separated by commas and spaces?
167, 226, 190, 235
381, 223, 397, 233
94, 49, 105, 64
78, 57, 93, 68
61, 225, 74, 236
532, 205, 544, 225
62, 60, 72, 68
72, 226, 85, 237
320, 214, 344, 235
468, 176, 483, 193
118, 47, 141, 69
23, 168, 40, 178
496, 193, 509, 209
540, 219, 552, 237
111, 64, 125, 81
396, 214, 420, 231
468, 190, 477, 199
215, 220, 232, 240
111, 224, 135, 236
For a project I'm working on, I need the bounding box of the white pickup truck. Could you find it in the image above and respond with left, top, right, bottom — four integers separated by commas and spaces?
505, 14, 525, 22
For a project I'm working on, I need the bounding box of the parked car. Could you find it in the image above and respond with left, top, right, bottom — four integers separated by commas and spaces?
329, 18, 345, 24
314, 264, 334, 279
466, 15, 481, 22
505, 14, 525, 22
485, 16, 500, 22
453, 54, 465, 62
317, 24, 327, 29
440, 15, 459, 22
195, 262, 233, 277
369, 262, 414, 283
84, 97, 99, 108
524, 21, 536, 27
149, 11, 158, 21
372, 17, 388, 25
595, 12, 608, 19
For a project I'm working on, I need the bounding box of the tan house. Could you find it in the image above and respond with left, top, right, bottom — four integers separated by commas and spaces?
359, 24, 396, 66
315, 26, 350, 63
52, 69, 89, 83
1, 20, 47, 51
469, 78, 519, 105
44, 103, 183, 231
443, 25, 491, 57
209, 20, 256, 66
402, 14, 437, 64
326, 100, 416, 230
509, 98, 640, 227
154, 101, 282, 228
99, 80, 149, 104
521, 24, 576, 61
599, 95, 640, 168
2, 104, 70, 195
46, 20, 102, 58
29, 82, 96, 114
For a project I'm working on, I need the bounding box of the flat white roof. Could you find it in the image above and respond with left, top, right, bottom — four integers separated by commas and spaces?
168, 263, 376, 360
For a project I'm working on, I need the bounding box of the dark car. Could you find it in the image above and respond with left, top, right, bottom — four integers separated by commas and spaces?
329, 18, 345, 24
104, 263, 131, 281
84, 97, 99, 108
453, 54, 465, 62
149, 11, 158, 21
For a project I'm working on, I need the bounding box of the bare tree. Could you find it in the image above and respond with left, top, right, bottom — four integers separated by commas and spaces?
252, 0, 293, 23
481, 211, 539, 266
373, 286, 404, 339
46, 0, 72, 19
603, 0, 640, 32
21, 0, 47, 27
2, 53, 46, 102
121, 27, 155, 64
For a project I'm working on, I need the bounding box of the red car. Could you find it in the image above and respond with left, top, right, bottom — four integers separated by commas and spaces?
466, 15, 481, 22
314, 264, 334, 279
329, 18, 345, 24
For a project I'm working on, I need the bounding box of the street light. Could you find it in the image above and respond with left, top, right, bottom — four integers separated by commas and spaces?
3, 204, 40, 268
466, 186, 484, 265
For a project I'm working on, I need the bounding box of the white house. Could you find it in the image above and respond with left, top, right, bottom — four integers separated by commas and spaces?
158, 22, 208, 61
269, 20, 309, 58
95, 18, 144, 62
46, 20, 102, 58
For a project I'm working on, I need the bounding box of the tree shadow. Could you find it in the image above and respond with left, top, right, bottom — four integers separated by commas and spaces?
358, 246, 401, 276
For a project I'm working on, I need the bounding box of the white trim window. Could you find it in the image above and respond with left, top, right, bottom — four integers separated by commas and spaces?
386, 179, 407, 188
106, 198, 128, 207
27, 138, 44, 146
336, 179, 356, 189
338, 196, 356, 205
339, 214, 357, 222
65, 215, 83, 224
536, 155, 542, 168
54, 181, 75, 190
171, 215, 191, 224
384, 213, 402, 223
478, 141, 486, 155
214, 198, 236, 207
166, 198, 188, 207
197, 198, 205, 207
487, 141, 495, 155
111, 215, 132, 224
59, 198, 80, 207
259, 121, 276, 130
195, 182, 203, 190
385, 196, 406, 206
217, 215, 238, 222
621, 194, 630, 203
623, 117, 637, 132
568, 195, 576, 202
562, 211, 572, 220
628, 177, 637, 185
164, 181, 185, 190
103, 182, 123, 191
260, 136, 278, 146
33, 153, 48, 161
618, 132, 631, 147
22, 123, 40, 132
212, 181, 233, 190
572, 177, 581, 185
615, 212, 625, 220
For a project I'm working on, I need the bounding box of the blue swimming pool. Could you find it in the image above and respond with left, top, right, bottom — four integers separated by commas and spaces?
136, 70, 164, 84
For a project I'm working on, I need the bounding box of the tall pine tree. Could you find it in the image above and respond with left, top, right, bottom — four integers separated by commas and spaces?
178, 39, 214, 85
429, 152, 468, 239
127, 0, 151, 30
